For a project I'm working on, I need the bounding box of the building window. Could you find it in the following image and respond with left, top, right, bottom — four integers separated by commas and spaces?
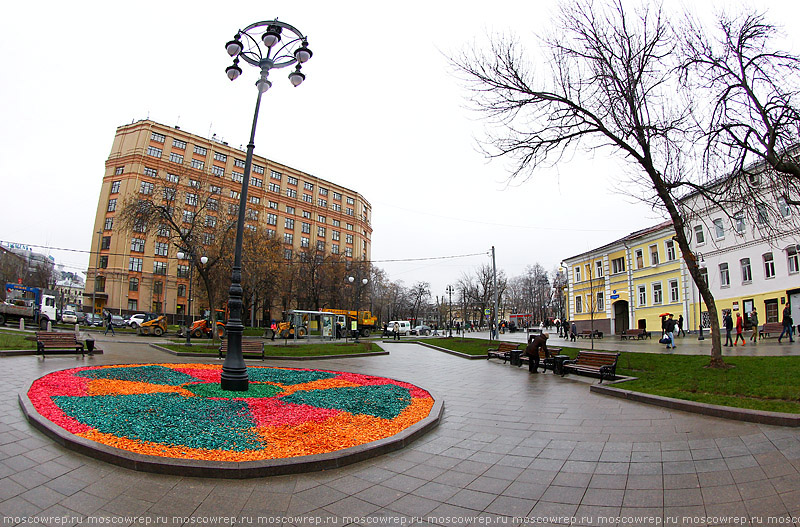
153, 281, 163, 295
177, 285, 186, 298
652, 283, 663, 304
163, 188, 176, 202
203, 233, 215, 245
574, 267, 581, 282
231, 171, 243, 183
285, 218, 295, 229
346, 234, 354, 244
763, 253, 775, 279
205, 215, 217, 228
194, 145, 207, 155
98, 255, 108, 269
182, 210, 194, 224
694, 225, 705, 245
177, 265, 189, 278
191, 159, 205, 170
133, 219, 147, 233
129, 277, 139, 291
634, 249, 643, 269
101, 236, 111, 250
129, 258, 143, 272
214, 152, 227, 162
114, 167, 124, 175
251, 177, 263, 188
333, 191, 342, 201
127, 299, 138, 312
107, 199, 117, 212
669, 279, 679, 303
756, 203, 769, 225
316, 241, 325, 251
267, 213, 277, 225
596, 292, 604, 312
157, 224, 170, 237
230, 190, 240, 200
207, 198, 218, 211
318, 198, 327, 208
318, 226, 326, 237
286, 189, 297, 199
303, 193, 313, 203
713, 218, 725, 239
332, 245, 339, 254
104, 217, 113, 230
317, 215, 326, 223
345, 247, 353, 258
332, 230, 340, 241
287, 176, 298, 185
611, 257, 625, 274
166, 173, 179, 183
734, 212, 746, 234
271, 170, 282, 180
778, 197, 791, 218
212, 166, 225, 178
140, 181, 154, 195
665, 240, 676, 261
284, 249, 292, 260
185, 193, 198, 206
720, 263, 730, 287
110, 181, 120, 194
301, 222, 311, 234
154, 242, 169, 257
147, 146, 162, 158
246, 209, 258, 221
249, 196, 260, 205
301, 237, 310, 248
173, 139, 186, 150
153, 261, 167, 275
346, 208, 354, 216
210, 185, 221, 195
284, 233, 293, 244
332, 203, 341, 212
131, 238, 145, 252
740, 258, 752, 283
788, 246, 799, 274
595, 261, 603, 278
151, 132, 166, 143
304, 182, 314, 191
169, 153, 184, 164
268, 182, 281, 193
575, 295, 583, 314
650, 245, 659, 266
638, 285, 646, 306
253, 164, 264, 174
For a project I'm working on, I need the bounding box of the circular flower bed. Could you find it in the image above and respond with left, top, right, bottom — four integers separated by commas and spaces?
27, 363, 434, 462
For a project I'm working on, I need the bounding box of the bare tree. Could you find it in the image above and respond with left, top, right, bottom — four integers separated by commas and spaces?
408, 281, 431, 325
452, 0, 727, 367
681, 11, 800, 219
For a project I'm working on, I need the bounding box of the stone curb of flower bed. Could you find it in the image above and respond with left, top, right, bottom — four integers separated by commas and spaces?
19, 379, 444, 479
148, 343, 390, 360
413, 341, 487, 360
592, 380, 800, 427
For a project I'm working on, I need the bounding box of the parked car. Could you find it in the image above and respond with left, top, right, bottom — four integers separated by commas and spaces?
111, 315, 127, 328
61, 310, 78, 324
84, 314, 104, 327
74, 311, 87, 324
411, 325, 432, 336
126, 313, 147, 328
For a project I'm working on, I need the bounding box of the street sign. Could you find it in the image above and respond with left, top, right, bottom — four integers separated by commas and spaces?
484, 308, 490, 315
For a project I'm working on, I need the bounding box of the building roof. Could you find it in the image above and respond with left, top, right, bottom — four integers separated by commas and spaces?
563, 219, 674, 263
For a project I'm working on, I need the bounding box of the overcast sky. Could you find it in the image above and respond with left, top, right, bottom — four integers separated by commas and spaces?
2, 0, 798, 301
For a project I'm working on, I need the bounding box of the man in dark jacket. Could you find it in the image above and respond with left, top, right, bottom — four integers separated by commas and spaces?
524, 332, 550, 373
723, 311, 733, 347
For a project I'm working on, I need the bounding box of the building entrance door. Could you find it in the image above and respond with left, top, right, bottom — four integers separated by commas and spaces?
614, 300, 629, 334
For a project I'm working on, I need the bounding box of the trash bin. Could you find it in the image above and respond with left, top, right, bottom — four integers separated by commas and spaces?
85, 338, 95, 355
510, 350, 522, 367
553, 355, 569, 375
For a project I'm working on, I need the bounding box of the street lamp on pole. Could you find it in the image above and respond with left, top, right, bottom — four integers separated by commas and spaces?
348, 275, 369, 343
221, 20, 312, 391
446, 285, 454, 337
177, 251, 207, 346
696, 253, 706, 341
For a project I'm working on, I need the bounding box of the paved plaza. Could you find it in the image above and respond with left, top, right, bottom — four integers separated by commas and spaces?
1, 334, 800, 526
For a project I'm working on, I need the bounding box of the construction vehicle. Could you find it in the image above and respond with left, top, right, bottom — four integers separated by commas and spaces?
137, 314, 168, 336
327, 309, 378, 338
264, 319, 308, 339
1, 284, 57, 330
182, 309, 226, 339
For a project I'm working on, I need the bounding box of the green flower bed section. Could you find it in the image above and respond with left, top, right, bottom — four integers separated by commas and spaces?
282, 384, 411, 419
248, 368, 336, 385
76, 365, 201, 386
183, 382, 283, 399
615, 354, 800, 414
53, 393, 264, 451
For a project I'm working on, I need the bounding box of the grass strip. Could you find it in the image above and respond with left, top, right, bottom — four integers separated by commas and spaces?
0, 330, 37, 350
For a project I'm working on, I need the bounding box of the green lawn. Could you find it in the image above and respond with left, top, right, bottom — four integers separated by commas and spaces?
159, 341, 383, 357
428, 338, 800, 414
0, 330, 37, 350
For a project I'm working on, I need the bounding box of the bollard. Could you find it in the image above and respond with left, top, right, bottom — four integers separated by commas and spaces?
20, 319, 25, 331
698, 324, 704, 341
47, 320, 52, 331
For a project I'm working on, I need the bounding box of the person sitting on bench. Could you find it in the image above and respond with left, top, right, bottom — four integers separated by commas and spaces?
524, 332, 550, 374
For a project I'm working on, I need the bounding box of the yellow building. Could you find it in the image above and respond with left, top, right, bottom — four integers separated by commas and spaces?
563, 220, 686, 335
86, 120, 372, 318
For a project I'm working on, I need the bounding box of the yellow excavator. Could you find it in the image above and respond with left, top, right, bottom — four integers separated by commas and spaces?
137, 313, 168, 337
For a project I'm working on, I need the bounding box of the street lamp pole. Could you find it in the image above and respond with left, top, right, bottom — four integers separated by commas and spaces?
178, 251, 207, 346
348, 275, 369, 343
446, 285, 453, 337
221, 20, 312, 391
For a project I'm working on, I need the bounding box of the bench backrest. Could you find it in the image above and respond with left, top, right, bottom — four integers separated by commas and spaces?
497, 342, 518, 352
37, 332, 77, 342
575, 351, 619, 366
219, 340, 263, 352
625, 329, 643, 335
762, 323, 783, 330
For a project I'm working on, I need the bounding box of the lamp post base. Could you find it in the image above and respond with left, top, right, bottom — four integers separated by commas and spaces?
220, 370, 249, 391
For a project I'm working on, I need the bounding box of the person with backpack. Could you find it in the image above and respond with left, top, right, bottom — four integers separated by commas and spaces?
723, 310, 733, 347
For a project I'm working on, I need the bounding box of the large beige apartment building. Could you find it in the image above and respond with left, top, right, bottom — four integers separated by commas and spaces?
86, 119, 372, 318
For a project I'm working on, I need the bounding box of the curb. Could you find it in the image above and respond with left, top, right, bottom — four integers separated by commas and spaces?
591, 382, 800, 427
148, 343, 390, 360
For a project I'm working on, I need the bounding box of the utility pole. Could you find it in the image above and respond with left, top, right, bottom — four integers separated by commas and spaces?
492, 246, 499, 341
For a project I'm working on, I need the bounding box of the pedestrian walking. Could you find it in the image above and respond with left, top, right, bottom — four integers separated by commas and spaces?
779, 304, 794, 343
664, 314, 676, 349
723, 310, 733, 347
677, 314, 685, 337
570, 321, 577, 342
103, 310, 115, 336
749, 308, 759, 343
734, 312, 745, 346
393, 321, 400, 341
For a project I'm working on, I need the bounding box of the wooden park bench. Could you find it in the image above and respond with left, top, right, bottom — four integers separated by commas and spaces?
487, 342, 519, 363
561, 350, 620, 383
759, 322, 785, 340
518, 346, 563, 371
218, 339, 265, 360
578, 330, 603, 339
620, 328, 650, 340
36, 332, 85, 357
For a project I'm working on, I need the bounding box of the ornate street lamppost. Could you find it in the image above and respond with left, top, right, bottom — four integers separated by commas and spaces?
446, 285, 454, 337
177, 251, 207, 346
348, 276, 369, 343
222, 20, 312, 391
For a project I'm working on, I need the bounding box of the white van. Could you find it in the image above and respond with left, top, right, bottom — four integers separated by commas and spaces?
388, 320, 411, 336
